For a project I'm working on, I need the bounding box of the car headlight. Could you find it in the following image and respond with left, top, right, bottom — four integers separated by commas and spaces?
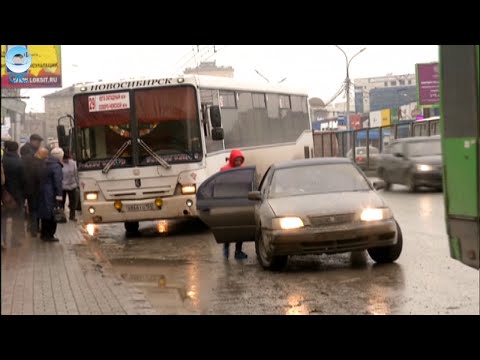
181, 184, 196, 195
84, 192, 98, 201
273, 217, 304, 230
417, 164, 433, 172
360, 208, 392, 222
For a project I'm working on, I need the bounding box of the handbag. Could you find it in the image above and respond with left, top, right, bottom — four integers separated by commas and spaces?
1, 189, 18, 210
54, 206, 67, 223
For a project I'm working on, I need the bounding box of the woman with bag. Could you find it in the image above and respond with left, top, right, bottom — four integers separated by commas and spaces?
61, 150, 79, 221
37, 147, 64, 242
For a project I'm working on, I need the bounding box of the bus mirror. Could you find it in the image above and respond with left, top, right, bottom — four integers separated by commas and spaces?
212, 127, 224, 141
210, 106, 222, 127
57, 125, 67, 148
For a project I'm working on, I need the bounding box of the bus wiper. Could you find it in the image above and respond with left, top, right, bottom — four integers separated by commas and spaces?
137, 138, 171, 169
102, 139, 132, 174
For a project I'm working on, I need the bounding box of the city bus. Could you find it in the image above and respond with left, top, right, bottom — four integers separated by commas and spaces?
439, 45, 479, 269
58, 75, 313, 233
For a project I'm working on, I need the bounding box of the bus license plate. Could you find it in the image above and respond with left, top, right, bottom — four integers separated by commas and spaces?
126, 203, 155, 212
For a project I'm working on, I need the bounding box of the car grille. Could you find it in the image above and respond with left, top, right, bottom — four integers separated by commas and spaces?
309, 213, 357, 227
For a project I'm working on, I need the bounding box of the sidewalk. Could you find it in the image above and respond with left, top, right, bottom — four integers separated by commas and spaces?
1, 218, 157, 315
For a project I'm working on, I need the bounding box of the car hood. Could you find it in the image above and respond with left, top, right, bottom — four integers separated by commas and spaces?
410, 155, 442, 166
267, 191, 386, 217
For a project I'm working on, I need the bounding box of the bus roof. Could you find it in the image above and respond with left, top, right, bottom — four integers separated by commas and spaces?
72, 74, 309, 96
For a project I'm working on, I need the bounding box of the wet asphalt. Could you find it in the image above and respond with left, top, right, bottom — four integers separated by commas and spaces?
86, 185, 479, 315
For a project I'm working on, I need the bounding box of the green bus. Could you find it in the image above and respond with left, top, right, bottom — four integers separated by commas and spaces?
439, 45, 479, 269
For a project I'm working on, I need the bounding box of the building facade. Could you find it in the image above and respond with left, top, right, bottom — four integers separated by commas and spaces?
354, 73, 416, 113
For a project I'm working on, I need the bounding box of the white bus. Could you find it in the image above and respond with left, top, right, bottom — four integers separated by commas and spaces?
60, 75, 313, 233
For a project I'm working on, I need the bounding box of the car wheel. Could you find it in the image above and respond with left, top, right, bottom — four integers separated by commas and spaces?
124, 221, 139, 234
255, 228, 288, 271
377, 168, 392, 190
367, 221, 403, 263
406, 172, 417, 192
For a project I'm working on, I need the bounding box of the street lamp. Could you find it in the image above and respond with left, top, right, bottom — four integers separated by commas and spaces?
335, 46, 366, 129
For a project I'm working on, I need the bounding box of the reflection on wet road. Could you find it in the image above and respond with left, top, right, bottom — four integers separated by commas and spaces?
89, 186, 479, 315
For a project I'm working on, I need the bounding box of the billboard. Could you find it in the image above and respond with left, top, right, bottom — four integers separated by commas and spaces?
369, 110, 382, 127
381, 109, 391, 126
1, 45, 62, 88
416, 62, 439, 106
349, 114, 362, 130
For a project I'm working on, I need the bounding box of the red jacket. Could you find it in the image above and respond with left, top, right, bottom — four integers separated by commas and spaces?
220, 149, 245, 172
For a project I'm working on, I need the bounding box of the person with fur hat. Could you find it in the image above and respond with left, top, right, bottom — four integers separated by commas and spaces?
37, 147, 64, 241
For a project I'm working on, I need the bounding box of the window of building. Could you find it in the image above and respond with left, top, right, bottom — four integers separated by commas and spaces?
390, 81, 397, 86
399, 80, 405, 85
384, 82, 388, 87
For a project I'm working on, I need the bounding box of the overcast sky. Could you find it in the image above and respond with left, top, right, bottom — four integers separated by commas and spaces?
21, 45, 439, 112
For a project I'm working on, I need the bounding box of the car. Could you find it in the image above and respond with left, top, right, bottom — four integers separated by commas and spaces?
196, 158, 403, 271
376, 135, 442, 192
346, 146, 380, 170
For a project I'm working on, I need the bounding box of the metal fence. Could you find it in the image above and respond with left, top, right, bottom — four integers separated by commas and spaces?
313, 118, 440, 175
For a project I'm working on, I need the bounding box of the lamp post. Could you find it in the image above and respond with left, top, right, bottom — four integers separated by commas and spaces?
334, 46, 366, 129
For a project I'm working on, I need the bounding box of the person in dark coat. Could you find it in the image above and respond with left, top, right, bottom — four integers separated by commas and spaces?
37, 147, 64, 242
2, 141, 26, 246
20, 133, 43, 159
23, 147, 48, 237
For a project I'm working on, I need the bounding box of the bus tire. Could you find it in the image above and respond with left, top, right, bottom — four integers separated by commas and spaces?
124, 221, 139, 234
368, 221, 403, 263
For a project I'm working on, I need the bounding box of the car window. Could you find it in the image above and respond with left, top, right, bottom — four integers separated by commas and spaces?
197, 167, 256, 200
269, 163, 371, 198
389, 142, 402, 154
406, 139, 441, 157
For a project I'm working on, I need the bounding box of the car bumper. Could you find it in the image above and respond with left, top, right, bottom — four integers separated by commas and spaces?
80, 194, 198, 224
412, 171, 443, 187
266, 219, 398, 256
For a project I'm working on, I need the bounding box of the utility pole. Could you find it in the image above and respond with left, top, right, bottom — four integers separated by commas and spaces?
335, 46, 366, 130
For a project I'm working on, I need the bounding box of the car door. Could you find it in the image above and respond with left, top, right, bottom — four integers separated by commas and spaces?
389, 142, 405, 183
196, 166, 257, 244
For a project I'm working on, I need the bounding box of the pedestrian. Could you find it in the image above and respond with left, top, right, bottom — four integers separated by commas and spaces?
220, 149, 248, 260
20, 133, 43, 159
23, 147, 48, 237
37, 147, 64, 242
61, 149, 79, 221
1, 141, 26, 247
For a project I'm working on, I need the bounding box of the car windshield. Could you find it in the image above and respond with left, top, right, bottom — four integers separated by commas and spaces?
407, 139, 441, 157
269, 163, 371, 198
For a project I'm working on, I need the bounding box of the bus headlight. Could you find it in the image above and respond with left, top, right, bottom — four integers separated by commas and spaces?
88, 207, 95, 214
181, 184, 196, 195
155, 198, 163, 208
114, 200, 123, 211
85, 192, 98, 201
360, 208, 392, 221
186, 199, 193, 207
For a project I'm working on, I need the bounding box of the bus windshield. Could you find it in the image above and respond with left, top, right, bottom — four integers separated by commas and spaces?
74, 85, 203, 170
135, 86, 202, 166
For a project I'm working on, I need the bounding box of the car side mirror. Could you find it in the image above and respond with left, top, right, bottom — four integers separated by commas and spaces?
248, 191, 263, 201
372, 180, 386, 190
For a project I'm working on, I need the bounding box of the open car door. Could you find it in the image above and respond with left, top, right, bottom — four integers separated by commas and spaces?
196, 166, 257, 243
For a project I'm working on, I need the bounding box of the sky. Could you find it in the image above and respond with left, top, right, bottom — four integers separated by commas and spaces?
21, 45, 439, 113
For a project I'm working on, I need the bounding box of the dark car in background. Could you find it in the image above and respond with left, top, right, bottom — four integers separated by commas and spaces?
376, 135, 443, 192
196, 158, 403, 271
